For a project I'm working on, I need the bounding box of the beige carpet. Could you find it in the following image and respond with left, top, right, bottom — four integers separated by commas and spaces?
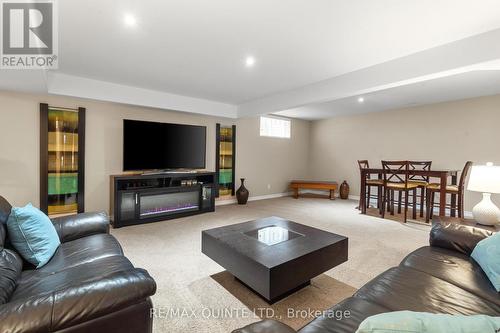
211, 271, 356, 330
111, 197, 430, 333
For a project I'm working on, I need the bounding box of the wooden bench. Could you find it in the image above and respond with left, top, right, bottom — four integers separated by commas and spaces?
290, 180, 338, 200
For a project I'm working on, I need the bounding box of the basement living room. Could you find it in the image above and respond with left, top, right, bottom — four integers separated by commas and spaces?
1, 1, 500, 333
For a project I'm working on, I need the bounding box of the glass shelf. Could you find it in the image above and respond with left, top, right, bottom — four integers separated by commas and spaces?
217, 125, 235, 197
44, 107, 82, 216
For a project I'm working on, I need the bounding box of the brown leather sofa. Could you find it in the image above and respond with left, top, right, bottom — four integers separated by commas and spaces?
0, 196, 156, 333
233, 222, 499, 333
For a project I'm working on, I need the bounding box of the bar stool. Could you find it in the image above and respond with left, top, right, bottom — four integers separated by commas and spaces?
425, 161, 473, 222
408, 161, 432, 218
381, 160, 419, 223
357, 160, 383, 213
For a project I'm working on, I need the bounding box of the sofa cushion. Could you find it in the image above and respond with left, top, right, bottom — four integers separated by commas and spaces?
0, 196, 12, 225
34, 233, 123, 274
6, 203, 60, 268
11, 255, 134, 301
0, 249, 22, 304
298, 298, 390, 333
354, 266, 500, 316
401, 246, 500, 306
471, 232, 500, 292
233, 320, 297, 333
0, 223, 5, 250
430, 222, 492, 256
1, 269, 156, 333
0, 196, 12, 249
51, 212, 110, 243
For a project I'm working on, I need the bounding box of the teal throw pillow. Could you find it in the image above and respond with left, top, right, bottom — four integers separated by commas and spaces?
6, 203, 60, 268
471, 232, 500, 292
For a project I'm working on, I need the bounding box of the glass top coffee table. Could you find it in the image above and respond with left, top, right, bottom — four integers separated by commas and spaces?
202, 216, 348, 303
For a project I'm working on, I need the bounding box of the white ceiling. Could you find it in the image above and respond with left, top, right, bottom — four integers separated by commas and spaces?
57, 0, 500, 103
2, 1, 500, 119
275, 70, 500, 120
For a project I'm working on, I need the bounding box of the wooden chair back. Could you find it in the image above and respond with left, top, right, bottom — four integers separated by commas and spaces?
409, 161, 432, 182
459, 161, 474, 192
382, 160, 410, 188
358, 160, 371, 179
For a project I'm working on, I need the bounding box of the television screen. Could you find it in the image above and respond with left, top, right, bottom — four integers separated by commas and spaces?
123, 119, 206, 171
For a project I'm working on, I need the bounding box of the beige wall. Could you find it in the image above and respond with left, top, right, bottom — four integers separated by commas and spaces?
3, 89, 499, 214
0, 91, 311, 213
309, 94, 500, 211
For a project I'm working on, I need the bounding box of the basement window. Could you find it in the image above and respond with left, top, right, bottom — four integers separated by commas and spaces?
259, 116, 291, 139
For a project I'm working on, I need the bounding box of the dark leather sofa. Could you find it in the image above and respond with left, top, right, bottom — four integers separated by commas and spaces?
234, 222, 499, 333
0, 196, 156, 333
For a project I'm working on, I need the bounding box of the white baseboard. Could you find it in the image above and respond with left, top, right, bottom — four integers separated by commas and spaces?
281, 189, 474, 218
215, 191, 293, 206
216, 190, 474, 218
298, 189, 360, 201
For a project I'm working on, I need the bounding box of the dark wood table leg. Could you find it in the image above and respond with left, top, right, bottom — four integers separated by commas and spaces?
397, 190, 402, 214
451, 174, 457, 186
450, 174, 457, 217
377, 185, 382, 212
360, 170, 367, 214
439, 173, 447, 217
412, 188, 417, 220
293, 188, 299, 199
419, 186, 425, 218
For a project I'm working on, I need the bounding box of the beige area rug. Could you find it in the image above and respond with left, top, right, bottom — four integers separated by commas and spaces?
211, 271, 357, 330
111, 197, 430, 333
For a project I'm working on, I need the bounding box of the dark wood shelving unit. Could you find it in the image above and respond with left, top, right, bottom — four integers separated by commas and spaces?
215, 124, 236, 198
40, 104, 85, 216
110, 172, 216, 228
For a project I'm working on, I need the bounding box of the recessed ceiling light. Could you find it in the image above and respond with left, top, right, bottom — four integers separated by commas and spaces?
124, 14, 137, 27
245, 56, 256, 67
357, 97, 365, 103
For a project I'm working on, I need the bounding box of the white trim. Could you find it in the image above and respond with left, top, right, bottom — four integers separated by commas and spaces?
215, 197, 237, 206
301, 189, 474, 217
238, 29, 500, 117
215, 192, 293, 206
47, 73, 238, 118
298, 189, 347, 198
215, 190, 474, 218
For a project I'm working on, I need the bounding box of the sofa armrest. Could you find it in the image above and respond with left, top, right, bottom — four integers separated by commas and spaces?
51, 212, 110, 243
430, 221, 493, 256
232, 320, 297, 333
0, 268, 156, 333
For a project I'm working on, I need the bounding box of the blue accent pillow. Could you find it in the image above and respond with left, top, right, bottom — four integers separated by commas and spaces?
356, 311, 500, 333
471, 232, 500, 292
6, 203, 60, 268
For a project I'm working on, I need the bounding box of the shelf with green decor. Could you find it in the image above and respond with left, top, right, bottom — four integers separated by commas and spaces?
40, 104, 85, 217
215, 124, 236, 198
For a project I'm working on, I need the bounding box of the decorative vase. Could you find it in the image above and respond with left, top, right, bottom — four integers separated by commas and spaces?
236, 178, 249, 205
339, 181, 349, 200
472, 193, 500, 226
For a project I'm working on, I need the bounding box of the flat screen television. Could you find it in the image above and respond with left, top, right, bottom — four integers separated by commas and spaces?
123, 119, 206, 171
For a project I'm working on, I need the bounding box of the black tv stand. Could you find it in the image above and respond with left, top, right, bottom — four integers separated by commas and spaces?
110, 171, 216, 228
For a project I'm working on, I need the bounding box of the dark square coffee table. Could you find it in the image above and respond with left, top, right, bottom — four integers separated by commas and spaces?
202, 216, 348, 303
